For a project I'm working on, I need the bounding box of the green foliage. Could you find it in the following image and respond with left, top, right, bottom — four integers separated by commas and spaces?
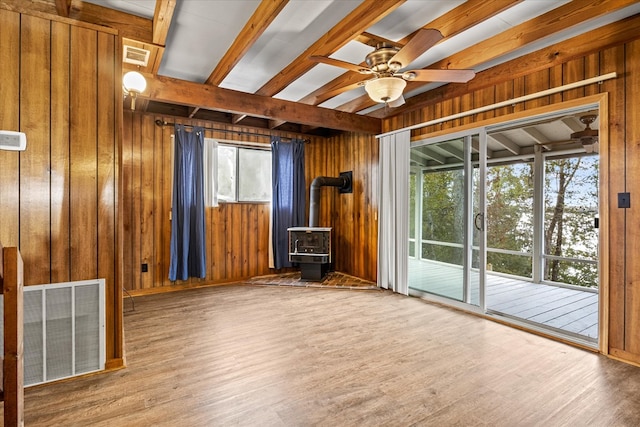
485, 163, 534, 277
409, 152, 599, 288
544, 157, 599, 287
421, 169, 465, 265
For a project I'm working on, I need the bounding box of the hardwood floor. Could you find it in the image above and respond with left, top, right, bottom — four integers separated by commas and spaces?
10, 284, 640, 426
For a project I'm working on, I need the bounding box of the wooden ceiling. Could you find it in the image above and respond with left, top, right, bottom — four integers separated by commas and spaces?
6, 0, 640, 136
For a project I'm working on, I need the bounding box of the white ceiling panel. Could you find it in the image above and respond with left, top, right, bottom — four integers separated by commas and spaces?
319, 85, 367, 110
330, 39, 375, 64
476, 2, 640, 73
274, 63, 350, 102
158, 1, 261, 83
83, 0, 156, 18
366, 0, 466, 41
219, 0, 365, 93
404, 0, 572, 72
275, 40, 372, 102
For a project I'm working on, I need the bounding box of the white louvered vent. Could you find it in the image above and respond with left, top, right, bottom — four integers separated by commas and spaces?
0, 279, 105, 386
123, 45, 150, 67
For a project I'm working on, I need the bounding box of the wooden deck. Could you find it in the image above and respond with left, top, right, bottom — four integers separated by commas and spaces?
409, 259, 599, 341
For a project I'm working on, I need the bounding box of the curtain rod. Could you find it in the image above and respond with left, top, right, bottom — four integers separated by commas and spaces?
154, 119, 310, 143
376, 72, 617, 139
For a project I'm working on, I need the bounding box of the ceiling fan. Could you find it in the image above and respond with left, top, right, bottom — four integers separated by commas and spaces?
537, 114, 600, 153
310, 28, 475, 106
570, 114, 599, 153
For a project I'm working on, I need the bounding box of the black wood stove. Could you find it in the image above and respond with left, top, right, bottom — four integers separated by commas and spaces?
288, 227, 332, 281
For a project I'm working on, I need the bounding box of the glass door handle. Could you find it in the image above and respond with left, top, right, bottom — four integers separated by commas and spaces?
474, 212, 485, 232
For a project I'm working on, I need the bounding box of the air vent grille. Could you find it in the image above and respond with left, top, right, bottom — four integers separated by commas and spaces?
123, 45, 150, 67
0, 279, 106, 386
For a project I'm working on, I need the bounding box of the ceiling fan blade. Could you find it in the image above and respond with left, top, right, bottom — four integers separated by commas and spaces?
309, 56, 371, 74
400, 69, 475, 83
389, 28, 443, 68
537, 140, 578, 148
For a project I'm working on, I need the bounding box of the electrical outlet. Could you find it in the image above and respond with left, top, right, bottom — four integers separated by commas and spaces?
141, 263, 148, 273
618, 192, 630, 208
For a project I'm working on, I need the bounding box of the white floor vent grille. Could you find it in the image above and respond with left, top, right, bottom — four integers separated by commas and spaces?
1, 279, 105, 386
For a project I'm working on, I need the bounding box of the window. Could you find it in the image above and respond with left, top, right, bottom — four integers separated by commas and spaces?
237, 148, 271, 201
214, 142, 272, 203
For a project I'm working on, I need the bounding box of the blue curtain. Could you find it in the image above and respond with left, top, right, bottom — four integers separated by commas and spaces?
271, 137, 306, 269
169, 125, 206, 281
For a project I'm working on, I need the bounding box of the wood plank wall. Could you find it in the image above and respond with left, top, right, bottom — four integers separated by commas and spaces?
0, 9, 123, 367
121, 113, 380, 290
305, 132, 379, 282
121, 113, 331, 294
382, 39, 640, 365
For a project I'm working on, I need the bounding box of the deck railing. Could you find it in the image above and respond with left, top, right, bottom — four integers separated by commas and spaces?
409, 237, 598, 289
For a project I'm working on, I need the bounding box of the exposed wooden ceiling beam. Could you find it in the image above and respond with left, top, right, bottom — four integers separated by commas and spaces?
142, 73, 381, 134
268, 119, 284, 129
355, 31, 404, 49
152, 0, 176, 46
206, 0, 289, 86
0, 0, 153, 42
346, 0, 638, 115
299, 73, 367, 106
188, 107, 200, 119
54, 0, 70, 17
301, 0, 519, 107
232, 114, 247, 124
135, 98, 150, 113
269, 119, 286, 129
255, 0, 405, 97
416, 0, 523, 45
377, 11, 640, 119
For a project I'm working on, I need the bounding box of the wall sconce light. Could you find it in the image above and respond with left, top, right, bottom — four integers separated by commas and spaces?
123, 71, 147, 110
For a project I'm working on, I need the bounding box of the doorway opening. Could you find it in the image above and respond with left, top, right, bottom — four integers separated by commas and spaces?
408, 106, 601, 347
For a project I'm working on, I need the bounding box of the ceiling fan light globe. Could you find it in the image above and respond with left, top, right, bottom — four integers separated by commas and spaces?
364, 77, 406, 103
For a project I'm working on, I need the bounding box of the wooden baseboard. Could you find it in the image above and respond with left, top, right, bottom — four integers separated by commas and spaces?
104, 358, 126, 371
123, 279, 249, 298
608, 348, 640, 367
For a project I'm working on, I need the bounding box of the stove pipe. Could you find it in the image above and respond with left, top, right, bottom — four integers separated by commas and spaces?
309, 174, 351, 227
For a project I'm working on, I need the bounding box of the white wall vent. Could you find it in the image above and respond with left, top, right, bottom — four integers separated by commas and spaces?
123, 45, 150, 67
0, 279, 106, 386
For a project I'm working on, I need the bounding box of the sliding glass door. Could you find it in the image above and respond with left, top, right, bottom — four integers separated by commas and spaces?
406, 106, 602, 346
408, 129, 486, 309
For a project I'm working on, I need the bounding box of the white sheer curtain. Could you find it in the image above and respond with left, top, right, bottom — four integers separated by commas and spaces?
203, 138, 219, 208
377, 130, 410, 295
